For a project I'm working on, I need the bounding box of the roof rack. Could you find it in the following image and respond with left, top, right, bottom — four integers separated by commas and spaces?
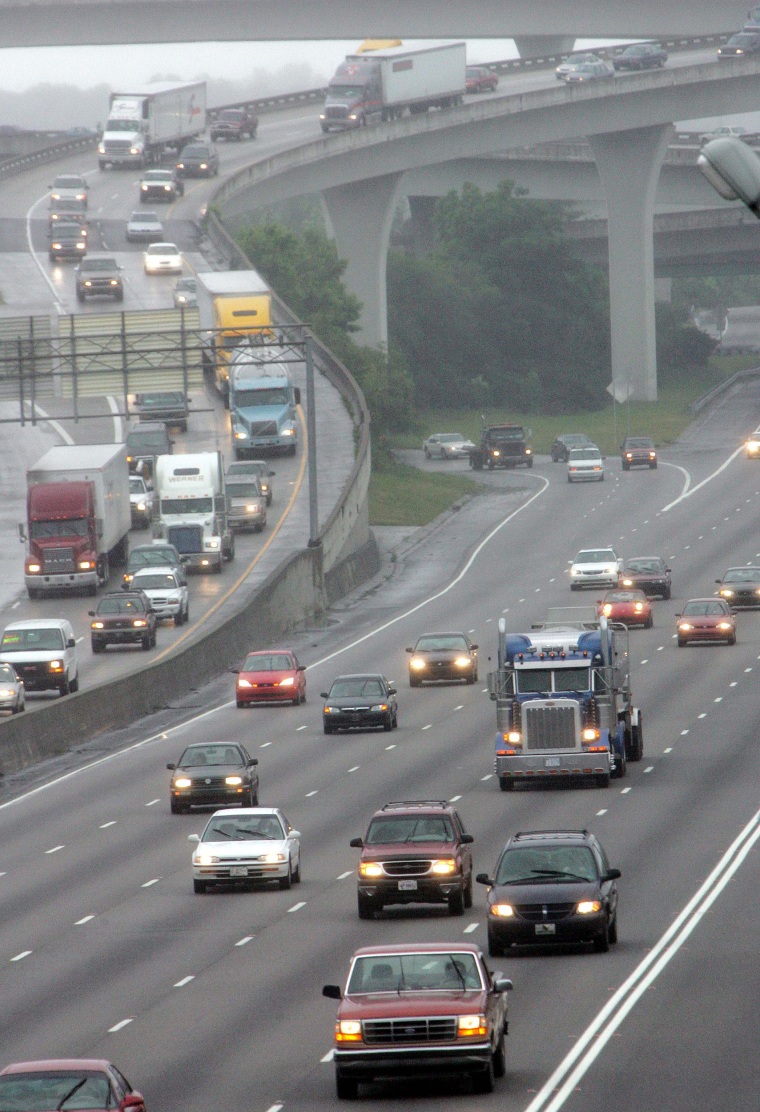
381, 800, 450, 811
512, 829, 589, 840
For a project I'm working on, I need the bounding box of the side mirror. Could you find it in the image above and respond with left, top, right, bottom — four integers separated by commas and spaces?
17, 522, 27, 542
605, 868, 622, 881
461, 833, 474, 844
298, 665, 306, 672
167, 762, 176, 770
269, 469, 275, 476
674, 613, 682, 618
87, 610, 96, 617
476, 873, 493, 886
387, 686, 397, 696
405, 647, 413, 653
67, 638, 76, 648
349, 837, 363, 848
322, 985, 342, 1000
249, 758, 258, 766
231, 668, 240, 674
289, 830, 301, 840
320, 692, 329, 699
471, 644, 478, 651
188, 833, 200, 843
493, 976, 513, 993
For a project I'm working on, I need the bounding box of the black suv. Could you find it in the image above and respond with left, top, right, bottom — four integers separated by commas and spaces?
176, 141, 219, 177
123, 542, 187, 586
477, 829, 621, 955
167, 741, 259, 813
349, 800, 474, 918
49, 222, 87, 262
621, 435, 657, 470
550, 433, 595, 462
75, 256, 123, 302
89, 590, 157, 652
406, 631, 478, 686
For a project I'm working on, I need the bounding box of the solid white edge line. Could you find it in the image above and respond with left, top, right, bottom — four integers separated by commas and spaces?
661, 447, 743, 512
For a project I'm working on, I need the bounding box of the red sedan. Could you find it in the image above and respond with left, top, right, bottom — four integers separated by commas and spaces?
597, 588, 653, 628
235, 649, 306, 707
466, 66, 499, 93
676, 599, 736, 646
0, 1059, 146, 1112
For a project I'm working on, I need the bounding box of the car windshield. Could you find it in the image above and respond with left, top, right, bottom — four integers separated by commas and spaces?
365, 815, 455, 843
182, 146, 209, 157
138, 392, 183, 406
722, 568, 760, 583
625, 559, 663, 573
128, 436, 167, 452
515, 665, 591, 693
133, 573, 177, 590
625, 438, 652, 448
175, 279, 196, 291
146, 244, 178, 255
53, 175, 84, 188
0, 664, 17, 682
129, 478, 147, 493
129, 548, 177, 569
145, 171, 172, 180
131, 211, 160, 223
604, 590, 644, 602
569, 450, 600, 461
564, 53, 596, 64
575, 550, 615, 563
179, 744, 244, 767
489, 428, 524, 441
436, 434, 465, 443
97, 598, 146, 615
161, 496, 213, 515
1, 627, 65, 651
562, 435, 591, 445
80, 259, 117, 272
242, 653, 294, 672
202, 814, 284, 842
414, 635, 469, 652
227, 482, 263, 499
347, 953, 482, 994
329, 678, 385, 698
496, 845, 598, 884
682, 601, 728, 616
0, 1071, 113, 1110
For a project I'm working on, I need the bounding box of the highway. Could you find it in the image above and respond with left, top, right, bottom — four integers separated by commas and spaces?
0, 48, 758, 1110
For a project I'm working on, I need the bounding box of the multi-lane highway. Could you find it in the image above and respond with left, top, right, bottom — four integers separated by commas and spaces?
1, 51, 758, 1111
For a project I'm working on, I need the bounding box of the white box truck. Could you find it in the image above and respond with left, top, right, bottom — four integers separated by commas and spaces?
154, 451, 234, 572
22, 443, 131, 598
98, 81, 206, 169
320, 42, 466, 131
195, 270, 274, 403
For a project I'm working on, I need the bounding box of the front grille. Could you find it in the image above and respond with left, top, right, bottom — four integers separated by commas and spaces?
104, 140, 133, 152
514, 902, 576, 923
363, 1017, 458, 1045
43, 547, 75, 573
167, 525, 204, 554
382, 859, 432, 878
247, 420, 278, 437
524, 704, 578, 751
190, 775, 228, 788
326, 106, 349, 120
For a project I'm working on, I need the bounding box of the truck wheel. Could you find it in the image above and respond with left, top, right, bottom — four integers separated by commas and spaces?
596, 773, 611, 788
91, 638, 103, 654
59, 677, 70, 697
472, 456, 483, 471
487, 931, 504, 957
463, 874, 473, 909
630, 716, 644, 761
499, 777, 514, 792
593, 919, 611, 953
335, 1073, 358, 1100
473, 1054, 496, 1094
448, 888, 465, 916
193, 879, 207, 894
608, 913, 619, 944
27, 588, 41, 600
69, 674, 79, 693
357, 894, 376, 920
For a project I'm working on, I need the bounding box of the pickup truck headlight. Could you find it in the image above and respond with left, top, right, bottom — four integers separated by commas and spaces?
48, 660, 64, 673
490, 903, 515, 917
359, 862, 384, 878
720, 588, 734, 597
621, 577, 633, 586
458, 1014, 487, 1036
282, 427, 295, 437
430, 859, 457, 875
336, 1020, 362, 1041
234, 431, 247, 440
225, 776, 243, 786
132, 619, 147, 628
174, 777, 192, 788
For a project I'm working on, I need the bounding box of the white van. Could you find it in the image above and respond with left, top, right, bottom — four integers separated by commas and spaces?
567, 446, 605, 483
0, 619, 79, 696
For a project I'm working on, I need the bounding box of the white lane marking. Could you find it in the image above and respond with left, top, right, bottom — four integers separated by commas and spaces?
421, 724, 432, 730
449, 795, 462, 802
10, 951, 31, 961
141, 878, 160, 888
75, 915, 95, 925
261, 741, 273, 747
523, 806, 760, 1112
681, 730, 689, 735
100, 821, 116, 828
463, 923, 479, 934
698, 713, 707, 719
661, 448, 742, 512
305, 790, 318, 797
596, 809, 608, 816
106, 394, 122, 444
0, 872, 5, 877
11, 601, 19, 609
620, 787, 631, 794
27, 402, 74, 445
347, 765, 359, 773
108, 1019, 133, 1033
664, 748, 672, 753
320, 1051, 335, 1064
336, 871, 353, 880
657, 646, 664, 652
235, 936, 253, 946
481, 774, 493, 781
640, 659, 648, 665
45, 845, 64, 854
644, 766, 654, 774
385, 744, 396, 750
454, 704, 464, 711
287, 901, 306, 913
730, 680, 738, 686
174, 976, 195, 987
145, 799, 160, 807
715, 697, 723, 703
745, 668, 753, 672
296, 725, 308, 732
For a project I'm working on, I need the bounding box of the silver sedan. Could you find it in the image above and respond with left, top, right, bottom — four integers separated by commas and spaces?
422, 432, 475, 460
0, 662, 24, 714
189, 807, 302, 892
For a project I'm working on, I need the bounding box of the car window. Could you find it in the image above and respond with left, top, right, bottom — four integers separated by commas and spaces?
242, 653, 294, 671
365, 815, 455, 843
329, 678, 385, 697
682, 601, 728, 616
723, 568, 760, 583
0, 1071, 114, 1110
347, 953, 482, 994
626, 559, 663, 573
1, 627, 65, 650
179, 745, 245, 767
575, 550, 616, 563
569, 449, 600, 460
496, 845, 598, 883
203, 814, 284, 841
604, 590, 643, 602
134, 573, 178, 590
98, 597, 146, 614
414, 635, 469, 652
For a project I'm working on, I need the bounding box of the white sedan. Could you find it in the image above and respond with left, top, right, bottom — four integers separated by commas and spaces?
130, 566, 189, 625
126, 210, 164, 243
422, 432, 475, 460
143, 241, 183, 275
189, 807, 302, 892
569, 548, 623, 590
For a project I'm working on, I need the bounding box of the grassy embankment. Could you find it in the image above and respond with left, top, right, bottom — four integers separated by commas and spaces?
369, 355, 758, 527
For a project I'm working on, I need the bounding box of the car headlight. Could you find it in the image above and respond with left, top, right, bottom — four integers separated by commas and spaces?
132, 619, 147, 628
206, 539, 220, 550
454, 656, 472, 668
237, 678, 252, 688
576, 900, 602, 915
370, 703, 389, 712
194, 854, 219, 866
430, 859, 457, 875
262, 852, 286, 863
720, 589, 734, 597
634, 602, 644, 612
490, 903, 514, 917
0, 687, 17, 698
91, 621, 104, 629
747, 440, 760, 451
492, 449, 500, 456
337, 1020, 362, 1041
324, 705, 338, 714
678, 623, 693, 631
278, 676, 295, 687
359, 862, 384, 878
410, 657, 427, 670
602, 604, 613, 616
234, 431, 248, 440
458, 1014, 487, 1036
48, 659, 64, 673
717, 622, 733, 630
174, 777, 192, 788
225, 776, 243, 786
505, 730, 521, 744
621, 578, 633, 586
282, 427, 295, 437
135, 501, 147, 512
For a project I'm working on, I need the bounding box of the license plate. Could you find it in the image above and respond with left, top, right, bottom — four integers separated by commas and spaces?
229, 867, 248, 877
535, 923, 556, 935
545, 757, 561, 767
398, 880, 418, 891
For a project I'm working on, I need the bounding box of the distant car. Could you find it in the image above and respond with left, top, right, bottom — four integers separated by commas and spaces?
167, 740, 259, 812
226, 477, 267, 533
135, 389, 188, 431
321, 673, 398, 733
716, 565, 760, 608
569, 547, 623, 590
476, 828, 621, 954
0, 617, 79, 696
349, 799, 474, 918
129, 474, 155, 528
676, 598, 736, 646
550, 432, 596, 462
89, 590, 158, 653
173, 276, 197, 307
567, 446, 604, 482
74, 255, 123, 302
619, 556, 672, 599
621, 435, 657, 469
125, 421, 173, 475
176, 140, 219, 177
612, 42, 668, 70
555, 52, 605, 80
210, 106, 259, 141
49, 196, 88, 225
564, 60, 615, 83
143, 241, 182, 275
745, 426, 760, 457
130, 566, 189, 625
139, 166, 184, 202
718, 32, 760, 58
406, 631, 478, 686
466, 65, 499, 93
700, 125, 748, 146
49, 172, 88, 206
126, 209, 164, 243
0, 1059, 146, 1112
49, 222, 87, 261
189, 807, 300, 891
234, 648, 306, 707
422, 432, 476, 460
597, 588, 653, 628
123, 542, 186, 586
226, 458, 274, 504
0, 663, 24, 713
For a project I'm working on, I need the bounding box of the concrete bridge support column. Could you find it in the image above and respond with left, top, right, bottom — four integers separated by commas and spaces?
321, 172, 403, 349
589, 124, 673, 402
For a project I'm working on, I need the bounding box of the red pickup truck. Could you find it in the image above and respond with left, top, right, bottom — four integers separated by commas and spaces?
323, 942, 513, 1099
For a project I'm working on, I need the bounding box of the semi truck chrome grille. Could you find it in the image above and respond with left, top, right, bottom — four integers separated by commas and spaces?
524, 705, 577, 750
43, 547, 75, 573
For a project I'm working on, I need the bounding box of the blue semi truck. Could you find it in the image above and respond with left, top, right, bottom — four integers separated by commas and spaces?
229, 343, 301, 458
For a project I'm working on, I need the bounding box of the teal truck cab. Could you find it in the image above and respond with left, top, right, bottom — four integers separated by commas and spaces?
229, 344, 301, 458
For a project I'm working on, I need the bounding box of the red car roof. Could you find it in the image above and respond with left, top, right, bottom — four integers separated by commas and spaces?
1, 1059, 112, 1074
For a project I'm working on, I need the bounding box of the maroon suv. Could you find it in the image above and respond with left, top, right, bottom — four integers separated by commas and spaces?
349, 800, 474, 918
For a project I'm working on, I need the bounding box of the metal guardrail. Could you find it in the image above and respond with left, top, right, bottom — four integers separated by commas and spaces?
0, 134, 96, 180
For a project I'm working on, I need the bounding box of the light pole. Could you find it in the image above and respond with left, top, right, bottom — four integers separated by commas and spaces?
698, 137, 760, 216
